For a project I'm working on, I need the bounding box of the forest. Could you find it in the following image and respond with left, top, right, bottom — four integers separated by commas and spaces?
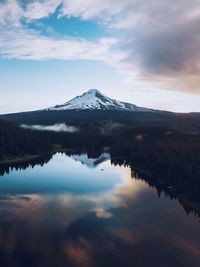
0, 119, 51, 161
1, 118, 200, 172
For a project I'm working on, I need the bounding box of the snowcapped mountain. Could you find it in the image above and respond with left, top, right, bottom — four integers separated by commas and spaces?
47, 89, 154, 112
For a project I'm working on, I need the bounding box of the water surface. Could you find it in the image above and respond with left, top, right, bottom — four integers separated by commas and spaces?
0, 153, 199, 267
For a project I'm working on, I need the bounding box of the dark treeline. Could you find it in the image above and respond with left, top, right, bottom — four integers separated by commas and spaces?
0, 154, 53, 176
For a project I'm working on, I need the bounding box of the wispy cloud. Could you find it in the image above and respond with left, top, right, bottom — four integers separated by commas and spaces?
0, 25, 118, 61
21, 123, 79, 132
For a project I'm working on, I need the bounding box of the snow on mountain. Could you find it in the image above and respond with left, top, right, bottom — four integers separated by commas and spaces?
47, 89, 154, 112
70, 152, 110, 168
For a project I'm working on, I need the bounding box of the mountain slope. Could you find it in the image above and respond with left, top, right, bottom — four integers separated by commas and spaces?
47, 89, 154, 112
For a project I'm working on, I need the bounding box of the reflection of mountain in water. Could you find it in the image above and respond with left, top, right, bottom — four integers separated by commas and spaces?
0, 152, 110, 176
70, 152, 110, 168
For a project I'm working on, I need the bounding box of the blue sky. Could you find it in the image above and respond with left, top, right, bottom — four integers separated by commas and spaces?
0, 0, 200, 113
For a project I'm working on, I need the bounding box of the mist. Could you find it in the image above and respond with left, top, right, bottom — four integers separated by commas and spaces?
21, 123, 79, 133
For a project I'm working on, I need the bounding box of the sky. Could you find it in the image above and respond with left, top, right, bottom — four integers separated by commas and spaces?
0, 0, 200, 113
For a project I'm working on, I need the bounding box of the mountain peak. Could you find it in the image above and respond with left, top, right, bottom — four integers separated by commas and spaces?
48, 89, 154, 112
86, 89, 101, 95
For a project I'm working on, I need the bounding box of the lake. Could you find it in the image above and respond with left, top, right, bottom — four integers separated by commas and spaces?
0, 152, 199, 267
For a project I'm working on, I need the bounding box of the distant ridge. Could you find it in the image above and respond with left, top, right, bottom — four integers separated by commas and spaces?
47, 89, 155, 112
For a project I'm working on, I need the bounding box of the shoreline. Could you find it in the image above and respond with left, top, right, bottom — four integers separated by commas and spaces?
0, 147, 88, 165
0, 154, 50, 165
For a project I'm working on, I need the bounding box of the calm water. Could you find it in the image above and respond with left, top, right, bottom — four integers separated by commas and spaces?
0, 153, 199, 267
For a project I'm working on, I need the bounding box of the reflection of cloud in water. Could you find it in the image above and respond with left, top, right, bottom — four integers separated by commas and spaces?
0, 164, 146, 228
92, 208, 112, 219
21, 123, 78, 132
111, 228, 140, 244
0, 154, 200, 267
65, 238, 91, 267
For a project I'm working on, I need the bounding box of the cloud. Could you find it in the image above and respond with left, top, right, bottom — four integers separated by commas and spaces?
0, 24, 119, 61
25, 0, 61, 20
0, 0, 200, 94
60, 0, 127, 21
21, 123, 79, 132
120, 1, 200, 94
60, 0, 200, 94
0, 0, 23, 25
92, 208, 112, 219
